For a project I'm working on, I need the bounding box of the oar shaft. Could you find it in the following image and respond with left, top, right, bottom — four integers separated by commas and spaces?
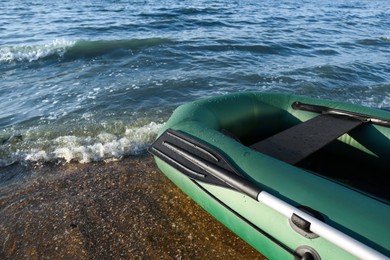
179, 141, 387, 258
258, 192, 387, 260
153, 129, 388, 259
177, 143, 387, 259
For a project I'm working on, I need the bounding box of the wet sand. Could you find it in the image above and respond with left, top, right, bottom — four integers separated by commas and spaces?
0, 155, 265, 259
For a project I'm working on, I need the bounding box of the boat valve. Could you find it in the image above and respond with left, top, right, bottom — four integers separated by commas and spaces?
295, 245, 321, 260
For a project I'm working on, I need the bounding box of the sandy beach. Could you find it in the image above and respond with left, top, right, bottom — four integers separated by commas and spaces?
0, 155, 265, 259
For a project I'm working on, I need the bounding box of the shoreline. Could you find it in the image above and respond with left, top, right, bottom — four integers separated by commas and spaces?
0, 155, 265, 259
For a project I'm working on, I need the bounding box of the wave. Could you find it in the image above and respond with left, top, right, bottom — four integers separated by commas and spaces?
0, 39, 75, 62
357, 37, 390, 46
0, 122, 162, 167
0, 38, 174, 63
65, 38, 174, 59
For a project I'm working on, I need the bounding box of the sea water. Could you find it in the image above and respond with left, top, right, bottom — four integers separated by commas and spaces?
1, 0, 390, 166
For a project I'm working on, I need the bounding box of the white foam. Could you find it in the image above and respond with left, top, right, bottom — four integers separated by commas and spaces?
1, 122, 163, 166
52, 122, 161, 164
346, 89, 390, 110
0, 39, 75, 62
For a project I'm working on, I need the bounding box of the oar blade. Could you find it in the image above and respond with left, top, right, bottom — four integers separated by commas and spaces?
149, 129, 238, 189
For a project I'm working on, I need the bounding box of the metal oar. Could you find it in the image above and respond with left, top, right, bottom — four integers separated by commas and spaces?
149, 129, 388, 260
292, 101, 390, 128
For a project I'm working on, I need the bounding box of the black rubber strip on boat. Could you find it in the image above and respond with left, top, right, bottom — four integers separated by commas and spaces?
191, 179, 300, 258
149, 130, 300, 257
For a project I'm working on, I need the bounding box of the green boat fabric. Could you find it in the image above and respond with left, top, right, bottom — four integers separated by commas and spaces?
155, 92, 390, 258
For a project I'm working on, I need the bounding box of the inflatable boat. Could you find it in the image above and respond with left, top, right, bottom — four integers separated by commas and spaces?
149, 92, 390, 259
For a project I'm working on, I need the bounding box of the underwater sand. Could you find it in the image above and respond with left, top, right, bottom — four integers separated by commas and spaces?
0, 155, 265, 259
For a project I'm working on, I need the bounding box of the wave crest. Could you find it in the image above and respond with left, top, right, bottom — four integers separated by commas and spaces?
0, 122, 162, 166
0, 38, 174, 63
0, 39, 75, 62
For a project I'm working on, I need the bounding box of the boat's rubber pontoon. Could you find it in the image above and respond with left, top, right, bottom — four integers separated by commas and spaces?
150, 92, 390, 259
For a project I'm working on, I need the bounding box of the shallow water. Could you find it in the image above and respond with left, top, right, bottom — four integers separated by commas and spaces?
0, 156, 264, 259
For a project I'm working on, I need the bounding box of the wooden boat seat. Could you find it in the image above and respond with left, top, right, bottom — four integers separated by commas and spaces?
250, 114, 365, 165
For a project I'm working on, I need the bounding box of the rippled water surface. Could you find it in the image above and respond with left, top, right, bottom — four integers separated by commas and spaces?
1, 0, 390, 165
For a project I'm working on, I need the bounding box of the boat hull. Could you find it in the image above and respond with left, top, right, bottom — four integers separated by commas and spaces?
152, 92, 390, 259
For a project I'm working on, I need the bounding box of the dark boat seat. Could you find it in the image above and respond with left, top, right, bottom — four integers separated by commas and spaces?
250, 114, 365, 165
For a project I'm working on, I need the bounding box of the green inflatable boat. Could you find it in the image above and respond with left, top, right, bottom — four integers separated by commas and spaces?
149, 92, 390, 259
